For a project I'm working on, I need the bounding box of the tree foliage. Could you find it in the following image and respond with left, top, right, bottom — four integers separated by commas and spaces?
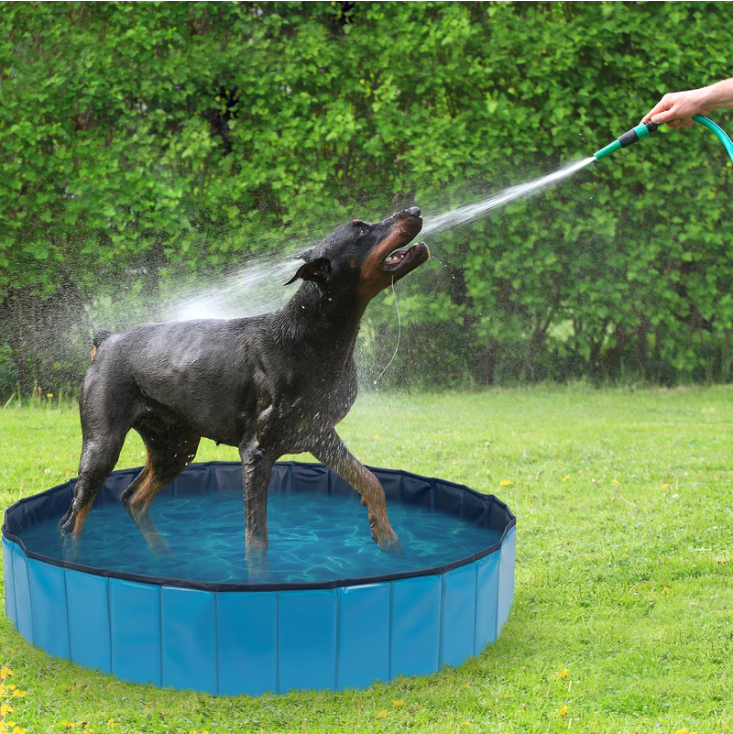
1, 1, 732, 394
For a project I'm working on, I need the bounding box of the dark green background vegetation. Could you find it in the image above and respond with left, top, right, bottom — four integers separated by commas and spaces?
1, 1, 732, 397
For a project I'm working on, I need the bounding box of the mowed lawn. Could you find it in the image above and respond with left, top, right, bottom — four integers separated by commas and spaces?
1, 386, 732, 734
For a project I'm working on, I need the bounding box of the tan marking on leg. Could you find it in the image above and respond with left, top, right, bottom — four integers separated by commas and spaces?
73, 502, 92, 538
90, 346, 97, 360
127, 472, 165, 515
341, 464, 401, 553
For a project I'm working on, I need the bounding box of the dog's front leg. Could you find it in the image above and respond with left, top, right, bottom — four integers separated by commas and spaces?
240, 440, 275, 574
311, 429, 402, 555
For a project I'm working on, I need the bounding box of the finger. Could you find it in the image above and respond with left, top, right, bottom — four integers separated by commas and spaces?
651, 106, 685, 124
666, 119, 682, 128
642, 99, 671, 123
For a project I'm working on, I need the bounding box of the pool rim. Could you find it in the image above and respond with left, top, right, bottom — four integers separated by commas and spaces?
2, 460, 516, 593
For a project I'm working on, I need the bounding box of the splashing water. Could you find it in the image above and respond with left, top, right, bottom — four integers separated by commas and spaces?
422, 157, 595, 235
161, 158, 594, 325
166, 251, 301, 322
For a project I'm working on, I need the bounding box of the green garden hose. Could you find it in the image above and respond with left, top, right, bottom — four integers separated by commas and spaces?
692, 115, 733, 163
593, 115, 733, 164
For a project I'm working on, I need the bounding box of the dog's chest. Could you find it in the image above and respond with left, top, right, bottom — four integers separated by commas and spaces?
263, 365, 357, 447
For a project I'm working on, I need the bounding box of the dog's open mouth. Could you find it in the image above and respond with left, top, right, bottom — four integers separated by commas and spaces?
381, 242, 430, 274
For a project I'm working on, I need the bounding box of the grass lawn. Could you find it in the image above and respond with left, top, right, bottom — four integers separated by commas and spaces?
1, 385, 732, 733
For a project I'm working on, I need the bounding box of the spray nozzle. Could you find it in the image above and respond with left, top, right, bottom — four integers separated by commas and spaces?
593, 120, 659, 161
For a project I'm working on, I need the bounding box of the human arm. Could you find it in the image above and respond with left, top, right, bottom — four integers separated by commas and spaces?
641, 78, 733, 128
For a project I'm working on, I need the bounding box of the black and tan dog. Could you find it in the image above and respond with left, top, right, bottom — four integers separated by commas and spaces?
59, 207, 428, 566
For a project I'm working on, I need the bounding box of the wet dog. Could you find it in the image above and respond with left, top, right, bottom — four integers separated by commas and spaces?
59, 207, 429, 566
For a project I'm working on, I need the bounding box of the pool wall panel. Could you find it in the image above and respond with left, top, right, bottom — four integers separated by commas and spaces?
174, 464, 209, 497
27, 559, 70, 659
12, 542, 33, 642
402, 477, 433, 509
161, 587, 217, 694
390, 575, 441, 678
217, 591, 278, 696
278, 589, 337, 693
3, 462, 515, 696
336, 582, 391, 691
475, 552, 500, 651
497, 527, 516, 634
65, 569, 112, 673
2, 537, 16, 626
290, 463, 329, 496
110, 578, 162, 686
440, 563, 477, 667
210, 464, 243, 494
268, 463, 291, 495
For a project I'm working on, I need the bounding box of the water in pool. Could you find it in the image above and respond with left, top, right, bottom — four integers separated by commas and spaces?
17, 490, 499, 584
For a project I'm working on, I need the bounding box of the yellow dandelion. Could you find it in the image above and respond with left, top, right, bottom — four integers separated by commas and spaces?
664, 587, 670, 594
562, 476, 570, 482
5, 685, 15, 691
0, 703, 12, 715
392, 700, 404, 707
559, 668, 568, 679
47, 393, 54, 398
675, 729, 689, 734
559, 705, 568, 716
662, 483, 670, 489
377, 710, 388, 718
463, 683, 471, 689
500, 480, 513, 486
0, 668, 11, 679
612, 479, 622, 486
0, 685, 6, 697
13, 728, 28, 734
107, 720, 115, 727
10, 691, 25, 699
374, 435, 380, 440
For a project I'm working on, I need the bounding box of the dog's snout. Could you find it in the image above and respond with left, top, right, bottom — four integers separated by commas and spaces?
405, 206, 421, 218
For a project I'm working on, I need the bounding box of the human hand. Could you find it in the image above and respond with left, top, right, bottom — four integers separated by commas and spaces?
641, 87, 714, 129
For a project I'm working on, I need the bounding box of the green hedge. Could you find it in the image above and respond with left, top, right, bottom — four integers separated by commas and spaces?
1, 1, 732, 396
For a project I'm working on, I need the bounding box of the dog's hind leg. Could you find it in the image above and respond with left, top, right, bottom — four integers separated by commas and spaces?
121, 426, 200, 556
58, 431, 127, 548
310, 429, 402, 555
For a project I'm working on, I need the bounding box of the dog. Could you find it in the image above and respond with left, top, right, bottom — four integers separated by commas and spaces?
59, 207, 428, 567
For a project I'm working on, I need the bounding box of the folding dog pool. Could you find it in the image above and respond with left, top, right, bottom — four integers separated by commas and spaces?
2, 461, 515, 695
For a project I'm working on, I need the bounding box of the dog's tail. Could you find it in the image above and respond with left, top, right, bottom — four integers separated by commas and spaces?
90, 328, 113, 361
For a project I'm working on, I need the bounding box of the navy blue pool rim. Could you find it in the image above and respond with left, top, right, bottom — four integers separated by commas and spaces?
3, 461, 516, 695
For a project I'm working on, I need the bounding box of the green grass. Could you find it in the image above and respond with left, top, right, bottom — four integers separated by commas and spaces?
1, 386, 732, 733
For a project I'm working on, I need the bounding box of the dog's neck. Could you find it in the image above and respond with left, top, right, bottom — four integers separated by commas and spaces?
274, 280, 365, 359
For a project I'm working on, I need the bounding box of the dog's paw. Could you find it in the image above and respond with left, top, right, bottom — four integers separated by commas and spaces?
378, 534, 403, 556
149, 537, 174, 560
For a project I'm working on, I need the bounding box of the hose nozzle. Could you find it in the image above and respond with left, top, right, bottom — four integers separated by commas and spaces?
593, 121, 659, 161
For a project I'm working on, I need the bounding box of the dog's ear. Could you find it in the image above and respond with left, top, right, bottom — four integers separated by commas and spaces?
284, 257, 331, 286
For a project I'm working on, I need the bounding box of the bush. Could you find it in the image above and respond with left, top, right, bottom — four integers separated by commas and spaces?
1, 1, 732, 396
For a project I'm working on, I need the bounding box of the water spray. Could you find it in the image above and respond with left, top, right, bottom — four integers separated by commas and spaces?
593, 115, 733, 164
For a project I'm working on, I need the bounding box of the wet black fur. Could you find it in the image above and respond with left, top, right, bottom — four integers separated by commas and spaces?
59, 208, 426, 565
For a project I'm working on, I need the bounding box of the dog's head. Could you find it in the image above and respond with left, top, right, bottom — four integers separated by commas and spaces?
286, 207, 429, 303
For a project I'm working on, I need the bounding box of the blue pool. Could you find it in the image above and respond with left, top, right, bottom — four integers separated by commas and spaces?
3, 461, 516, 695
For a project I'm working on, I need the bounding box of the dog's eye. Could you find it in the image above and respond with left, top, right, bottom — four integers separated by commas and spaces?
359, 227, 367, 235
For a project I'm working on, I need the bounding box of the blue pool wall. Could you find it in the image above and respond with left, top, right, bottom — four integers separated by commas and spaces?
3, 461, 516, 695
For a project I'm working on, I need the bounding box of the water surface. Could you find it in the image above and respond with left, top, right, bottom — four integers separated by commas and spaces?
17, 490, 499, 584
